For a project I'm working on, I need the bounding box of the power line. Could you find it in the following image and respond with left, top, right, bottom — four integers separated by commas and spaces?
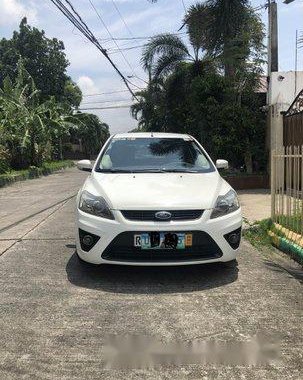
79, 104, 133, 110
49, 0, 137, 98
88, 0, 138, 79
81, 98, 132, 105
82, 89, 130, 97
98, 32, 187, 42
110, 0, 140, 44
107, 44, 146, 54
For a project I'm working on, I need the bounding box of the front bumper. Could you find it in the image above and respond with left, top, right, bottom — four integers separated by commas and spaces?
75, 208, 242, 265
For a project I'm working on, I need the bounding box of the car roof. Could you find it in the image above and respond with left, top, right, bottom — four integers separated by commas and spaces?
113, 132, 192, 139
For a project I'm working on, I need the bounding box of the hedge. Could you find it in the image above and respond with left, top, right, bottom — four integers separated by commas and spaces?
0, 160, 74, 188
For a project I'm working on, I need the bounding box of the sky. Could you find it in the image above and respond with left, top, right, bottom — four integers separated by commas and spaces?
1, 0, 303, 134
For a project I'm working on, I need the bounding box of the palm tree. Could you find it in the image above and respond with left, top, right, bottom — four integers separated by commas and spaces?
130, 80, 167, 131
141, 32, 206, 80
143, 1, 264, 79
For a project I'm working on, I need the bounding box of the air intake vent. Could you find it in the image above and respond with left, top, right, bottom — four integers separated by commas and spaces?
121, 210, 203, 222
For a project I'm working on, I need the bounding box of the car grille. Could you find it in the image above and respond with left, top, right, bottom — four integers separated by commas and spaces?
101, 231, 222, 262
121, 210, 203, 222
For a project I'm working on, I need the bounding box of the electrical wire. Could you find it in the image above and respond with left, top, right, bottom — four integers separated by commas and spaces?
88, 0, 138, 79
82, 89, 130, 97
81, 98, 132, 105
49, 0, 138, 98
79, 104, 133, 110
110, 0, 140, 45
107, 44, 146, 54
97, 32, 187, 42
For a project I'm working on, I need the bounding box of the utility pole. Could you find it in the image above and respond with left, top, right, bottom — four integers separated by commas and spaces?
267, 0, 278, 203
267, 0, 278, 152
267, 0, 278, 75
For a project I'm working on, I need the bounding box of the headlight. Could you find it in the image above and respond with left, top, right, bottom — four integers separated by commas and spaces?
79, 190, 114, 220
210, 189, 240, 219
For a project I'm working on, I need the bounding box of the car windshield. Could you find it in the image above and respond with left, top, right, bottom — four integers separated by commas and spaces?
96, 137, 215, 173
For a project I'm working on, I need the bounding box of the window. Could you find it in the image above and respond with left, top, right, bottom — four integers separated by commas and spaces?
96, 137, 214, 173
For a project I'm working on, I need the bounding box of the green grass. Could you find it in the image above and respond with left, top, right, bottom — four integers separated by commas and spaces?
0, 160, 74, 188
243, 218, 274, 248
275, 215, 302, 235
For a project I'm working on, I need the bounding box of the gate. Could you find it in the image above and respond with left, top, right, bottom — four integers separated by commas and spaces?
283, 89, 303, 146
271, 146, 303, 239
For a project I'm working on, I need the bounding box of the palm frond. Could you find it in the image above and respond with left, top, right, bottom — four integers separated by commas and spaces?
141, 33, 189, 73
152, 53, 186, 78
185, 3, 211, 57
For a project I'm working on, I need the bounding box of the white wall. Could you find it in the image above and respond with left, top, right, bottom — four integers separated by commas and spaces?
268, 71, 303, 148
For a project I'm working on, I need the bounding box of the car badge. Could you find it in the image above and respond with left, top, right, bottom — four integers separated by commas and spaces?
155, 211, 172, 220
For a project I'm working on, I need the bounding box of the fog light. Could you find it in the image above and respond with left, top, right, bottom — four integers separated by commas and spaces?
79, 229, 100, 252
224, 228, 241, 249
82, 235, 94, 247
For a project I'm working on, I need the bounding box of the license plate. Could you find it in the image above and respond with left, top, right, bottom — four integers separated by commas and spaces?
134, 232, 192, 250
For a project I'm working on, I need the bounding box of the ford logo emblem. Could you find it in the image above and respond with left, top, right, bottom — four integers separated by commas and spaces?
155, 211, 172, 220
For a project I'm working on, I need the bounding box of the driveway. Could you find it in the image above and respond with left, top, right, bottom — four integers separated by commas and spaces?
0, 168, 302, 379
238, 189, 271, 223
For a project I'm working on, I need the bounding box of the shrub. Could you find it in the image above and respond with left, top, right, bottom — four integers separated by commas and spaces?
28, 166, 40, 178
0, 145, 11, 174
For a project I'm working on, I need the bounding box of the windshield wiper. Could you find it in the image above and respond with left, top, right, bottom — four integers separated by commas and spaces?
160, 169, 200, 173
96, 168, 200, 173
96, 168, 134, 173
131, 169, 167, 173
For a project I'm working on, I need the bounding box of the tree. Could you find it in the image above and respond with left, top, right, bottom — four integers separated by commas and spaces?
144, 1, 264, 79
0, 61, 77, 168
132, 1, 267, 172
0, 18, 81, 107
185, 1, 264, 76
130, 79, 167, 131
73, 113, 110, 157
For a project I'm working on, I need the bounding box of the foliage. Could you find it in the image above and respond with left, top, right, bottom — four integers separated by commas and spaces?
141, 34, 191, 78
0, 61, 74, 168
0, 18, 81, 107
0, 19, 110, 173
185, 1, 264, 76
73, 113, 110, 156
0, 60, 109, 170
277, 215, 303, 235
132, 1, 266, 172
0, 160, 74, 188
243, 219, 273, 248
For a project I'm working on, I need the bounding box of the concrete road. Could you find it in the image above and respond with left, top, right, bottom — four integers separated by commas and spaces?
238, 189, 271, 223
0, 168, 302, 379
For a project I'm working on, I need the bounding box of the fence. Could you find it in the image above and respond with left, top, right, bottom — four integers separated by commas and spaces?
271, 146, 303, 243
283, 113, 303, 146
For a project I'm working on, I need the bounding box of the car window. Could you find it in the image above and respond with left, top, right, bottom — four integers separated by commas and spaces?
97, 137, 215, 173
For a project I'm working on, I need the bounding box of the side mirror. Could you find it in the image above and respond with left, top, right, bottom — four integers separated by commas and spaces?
77, 159, 92, 172
216, 159, 228, 170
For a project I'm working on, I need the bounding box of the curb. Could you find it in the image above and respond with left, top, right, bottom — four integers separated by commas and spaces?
0, 162, 74, 188
268, 230, 303, 265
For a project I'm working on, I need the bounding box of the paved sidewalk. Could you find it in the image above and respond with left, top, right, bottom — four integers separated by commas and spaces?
0, 167, 88, 256
238, 189, 271, 223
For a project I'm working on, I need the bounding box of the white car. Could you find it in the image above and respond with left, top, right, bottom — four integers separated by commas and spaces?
75, 132, 242, 266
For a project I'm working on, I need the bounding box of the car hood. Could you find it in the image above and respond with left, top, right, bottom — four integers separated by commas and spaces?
86, 171, 228, 210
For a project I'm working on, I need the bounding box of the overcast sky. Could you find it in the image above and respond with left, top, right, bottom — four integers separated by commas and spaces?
1, 0, 303, 134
